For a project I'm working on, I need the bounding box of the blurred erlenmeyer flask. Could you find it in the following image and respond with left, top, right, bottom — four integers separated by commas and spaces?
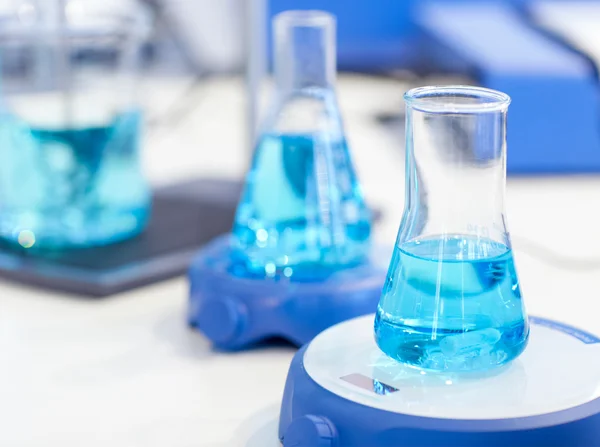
231, 10, 371, 279
0, 0, 152, 249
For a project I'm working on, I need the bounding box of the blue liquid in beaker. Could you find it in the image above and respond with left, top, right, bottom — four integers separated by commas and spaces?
232, 132, 371, 279
375, 235, 529, 372
0, 109, 150, 249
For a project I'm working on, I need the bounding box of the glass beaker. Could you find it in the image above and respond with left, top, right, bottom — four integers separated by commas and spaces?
0, 0, 152, 249
231, 10, 372, 279
375, 86, 529, 372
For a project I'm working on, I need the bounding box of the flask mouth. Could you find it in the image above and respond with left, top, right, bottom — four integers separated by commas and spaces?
405, 86, 511, 114
275, 10, 334, 28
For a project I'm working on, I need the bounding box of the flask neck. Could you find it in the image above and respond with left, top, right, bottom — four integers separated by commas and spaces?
274, 11, 336, 95
402, 86, 511, 245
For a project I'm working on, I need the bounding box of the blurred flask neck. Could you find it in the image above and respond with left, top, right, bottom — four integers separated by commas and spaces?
274, 11, 336, 95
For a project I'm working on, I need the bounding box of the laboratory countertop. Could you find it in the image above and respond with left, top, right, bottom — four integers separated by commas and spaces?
2, 75, 600, 447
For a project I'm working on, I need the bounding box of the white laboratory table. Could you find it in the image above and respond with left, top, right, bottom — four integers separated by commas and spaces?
1, 75, 600, 447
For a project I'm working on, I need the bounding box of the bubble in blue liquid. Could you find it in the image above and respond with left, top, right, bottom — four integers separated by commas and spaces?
0, 110, 151, 249
231, 132, 371, 279
374, 235, 529, 372
17, 229, 35, 248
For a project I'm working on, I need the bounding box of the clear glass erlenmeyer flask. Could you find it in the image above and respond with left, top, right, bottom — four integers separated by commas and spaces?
375, 86, 529, 372
232, 11, 371, 279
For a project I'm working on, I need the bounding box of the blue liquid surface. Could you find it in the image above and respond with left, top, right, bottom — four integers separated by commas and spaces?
0, 110, 150, 249
232, 133, 371, 279
375, 235, 529, 372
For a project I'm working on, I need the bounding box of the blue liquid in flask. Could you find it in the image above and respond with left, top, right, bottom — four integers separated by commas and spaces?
232, 131, 371, 279
0, 109, 150, 249
375, 235, 529, 372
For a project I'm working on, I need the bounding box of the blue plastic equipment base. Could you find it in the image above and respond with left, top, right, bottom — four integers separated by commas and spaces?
279, 315, 600, 447
187, 235, 386, 350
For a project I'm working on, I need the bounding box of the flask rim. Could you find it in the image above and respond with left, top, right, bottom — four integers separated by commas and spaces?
274, 10, 334, 28
404, 85, 511, 114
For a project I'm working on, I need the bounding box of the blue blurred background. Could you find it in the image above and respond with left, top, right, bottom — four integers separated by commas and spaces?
142, 0, 600, 174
